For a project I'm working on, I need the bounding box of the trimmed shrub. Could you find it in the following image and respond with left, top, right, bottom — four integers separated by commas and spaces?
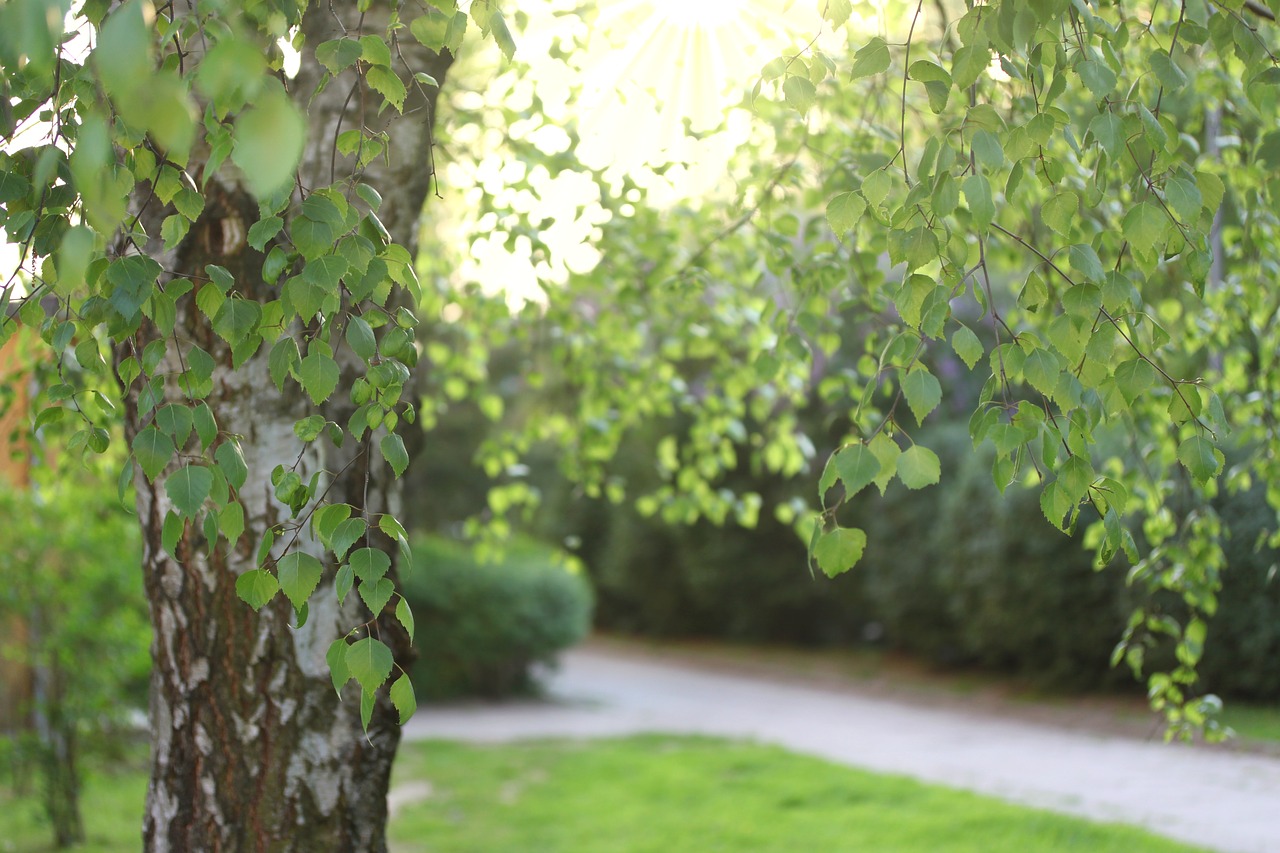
401, 536, 593, 700
931, 430, 1134, 689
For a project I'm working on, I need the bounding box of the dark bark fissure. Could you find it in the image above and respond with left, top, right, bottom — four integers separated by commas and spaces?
118, 6, 453, 851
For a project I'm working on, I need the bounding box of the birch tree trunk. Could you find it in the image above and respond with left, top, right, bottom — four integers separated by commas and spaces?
120, 7, 451, 850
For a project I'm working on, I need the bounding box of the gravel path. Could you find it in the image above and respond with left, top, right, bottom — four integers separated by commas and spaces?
402, 645, 1280, 853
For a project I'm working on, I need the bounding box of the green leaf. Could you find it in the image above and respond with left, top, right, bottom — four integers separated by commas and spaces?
380, 433, 409, 477
1041, 191, 1078, 238
331, 518, 368, 560
782, 76, 816, 112
195, 36, 267, 102
488, 9, 517, 61
326, 638, 351, 694
378, 513, 409, 540
396, 596, 415, 642
410, 9, 450, 51
952, 325, 983, 369
162, 511, 184, 558
850, 38, 891, 79
161, 214, 190, 251
156, 404, 194, 446
335, 564, 354, 605
166, 465, 213, 518
56, 226, 95, 297
298, 351, 340, 405
94, 0, 152, 107
313, 503, 352, 544
232, 84, 306, 198
1164, 176, 1202, 223
1114, 358, 1157, 404
294, 415, 326, 443
1121, 202, 1167, 255
247, 216, 284, 251
349, 547, 391, 582
1137, 104, 1168, 152
971, 131, 1004, 170
1023, 348, 1061, 397
813, 527, 867, 578
1148, 50, 1187, 91
219, 500, 245, 544
868, 433, 900, 495
213, 297, 261, 345
828, 443, 881, 499
106, 255, 162, 322
359, 577, 395, 615
174, 186, 205, 222
269, 337, 301, 391
345, 637, 394, 693
346, 315, 377, 361
277, 552, 323, 611
1178, 436, 1223, 485
215, 440, 248, 491
962, 173, 994, 230
1088, 111, 1124, 160
823, 0, 853, 27
1058, 455, 1095, 506
952, 44, 990, 89
1076, 59, 1116, 100
862, 170, 892, 208
932, 173, 959, 217
390, 674, 416, 724
316, 37, 363, 73
236, 569, 279, 610
193, 403, 217, 449
1068, 244, 1105, 283
826, 192, 866, 236
898, 445, 941, 489
445, 10, 468, 54
0, 169, 31, 205
359, 34, 392, 67
132, 426, 175, 482
367, 66, 407, 112
908, 60, 951, 113
902, 366, 942, 425
1040, 481, 1072, 532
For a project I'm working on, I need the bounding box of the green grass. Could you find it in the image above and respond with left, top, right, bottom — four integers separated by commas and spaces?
1, 736, 1209, 853
387, 736, 1208, 853
1222, 703, 1280, 742
0, 762, 147, 853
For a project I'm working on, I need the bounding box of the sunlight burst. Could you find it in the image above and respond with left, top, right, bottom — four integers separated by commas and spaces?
575, 0, 811, 176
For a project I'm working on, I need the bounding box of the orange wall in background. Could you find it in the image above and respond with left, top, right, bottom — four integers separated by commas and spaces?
0, 332, 32, 733
0, 332, 30, 486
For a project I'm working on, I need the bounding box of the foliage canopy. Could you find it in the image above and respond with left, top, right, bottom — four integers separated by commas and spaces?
2, 0, 1278, 760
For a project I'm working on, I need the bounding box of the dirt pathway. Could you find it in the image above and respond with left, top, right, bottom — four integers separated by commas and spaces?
402, 645, 1280, 853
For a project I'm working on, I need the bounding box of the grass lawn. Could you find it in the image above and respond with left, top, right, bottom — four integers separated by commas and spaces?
1, 736, 1209, 853
387, 736, 1208, 853
0, 760, 148, 853
1222, 703, 1280, 743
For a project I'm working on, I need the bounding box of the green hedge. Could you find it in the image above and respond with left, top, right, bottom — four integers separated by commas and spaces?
535, 420, 871, 646
855, 424, 1137, 689
1198, 478, 1280, 700
400, 536, 594, 700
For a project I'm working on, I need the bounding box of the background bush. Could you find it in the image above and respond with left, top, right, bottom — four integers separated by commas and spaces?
1199, 478, 1280, 700
538, 416, 1280, 699
400, 536, 594, 700
536, 421, 871, 646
